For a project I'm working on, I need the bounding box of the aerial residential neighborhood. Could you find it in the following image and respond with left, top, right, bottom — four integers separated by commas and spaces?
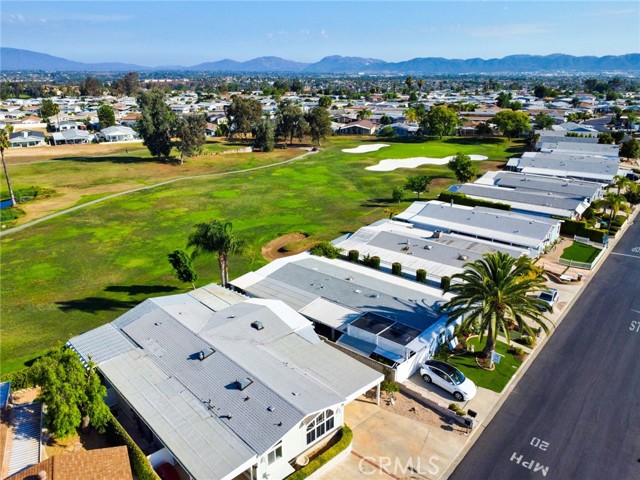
0, 1, 639, 480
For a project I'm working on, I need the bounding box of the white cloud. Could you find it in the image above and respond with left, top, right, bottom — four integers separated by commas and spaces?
8, 14, 26, 24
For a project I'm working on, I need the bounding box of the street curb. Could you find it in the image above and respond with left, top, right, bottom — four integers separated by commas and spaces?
441, 205, 639, 479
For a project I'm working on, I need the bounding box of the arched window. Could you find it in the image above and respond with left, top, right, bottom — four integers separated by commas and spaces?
306, 409, 335, 445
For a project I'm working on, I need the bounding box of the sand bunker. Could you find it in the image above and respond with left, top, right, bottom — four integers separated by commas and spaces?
342, 144, 390, 154
366, 154, 488, 171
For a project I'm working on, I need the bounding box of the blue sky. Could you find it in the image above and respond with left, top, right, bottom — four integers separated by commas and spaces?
2, 1, 639, 65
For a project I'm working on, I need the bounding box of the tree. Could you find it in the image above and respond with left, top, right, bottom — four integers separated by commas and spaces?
417, 79, 425, 93
379, 114, 393, 125
168, 249, 198, 289
404, 175, 432, 199
492, 110, 531, 140
611, 130, 625, 144
253, 117, 275, 152
496, 91, 512, 108
309, 241, 343, 259
97, 105, 116, 129
595, 192, 630, 229
475, 122, 493, 137
80, 76, 102, 97
31, 348, 110, 438
404, 108, 419, 124
405, 76, 414, 91
225, 96, 263, 139
175, 114, 207, 165
115, 71, 140, 96
598, 132, 614, 144
275, 100, 306, 144
187, 220, 247, 287
534, 113, 554, 130
357, 109, 372, 120
611, 174, 631, 195
378, 125, 394, 138
448, 152, 477, 183
305, 107, 332, 145
137, 89, 175, 159
0, 125, 17, 206
391, 186, 404, 203
620, 138, 640, 159
318, 96, 332, 109
510, 100, 523, 111
423, 105, 459, 139
40, 98, 60, 128
440, 252, 551, 364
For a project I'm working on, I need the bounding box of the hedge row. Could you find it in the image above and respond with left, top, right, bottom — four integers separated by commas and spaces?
105, 413, 160, 480
438, 192, 511, 211
0, 368, 36, 391
287, 426, 353, 480
558, 218, 607, 243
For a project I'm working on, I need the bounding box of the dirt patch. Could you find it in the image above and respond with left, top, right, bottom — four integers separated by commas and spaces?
11, 387, 40, 405
261, 233, 309, 261
379, 391, 461, 431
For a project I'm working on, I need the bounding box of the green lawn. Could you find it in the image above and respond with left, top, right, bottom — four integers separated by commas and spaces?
560, 241, 602, 263
0, 136, 522, 374
447, 337, 523, 393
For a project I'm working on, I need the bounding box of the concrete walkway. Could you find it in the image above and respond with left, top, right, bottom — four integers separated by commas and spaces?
0, 149, 317, 237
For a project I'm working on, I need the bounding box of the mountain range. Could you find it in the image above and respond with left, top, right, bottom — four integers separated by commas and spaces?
2, 48, 639, 74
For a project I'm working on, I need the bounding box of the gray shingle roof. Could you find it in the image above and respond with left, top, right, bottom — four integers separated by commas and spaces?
490, 172, 602, 199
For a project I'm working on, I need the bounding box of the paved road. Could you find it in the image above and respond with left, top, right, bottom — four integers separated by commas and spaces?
0, 149, 316, 237
450, 220, 640, 480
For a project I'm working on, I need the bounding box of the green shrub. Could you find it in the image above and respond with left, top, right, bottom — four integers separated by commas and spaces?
438, 192, 511, 211
287, 426, 353, 480
440, 276, 451, 291
416, 269, 427, 283
370, 256, 381, 269
309, 241, 343, 259
515, 335, 536, 347
347, 250, 359, 263
0, 206, 25, 224
448, 403, 466, 416
0, 367, 36, 390
508, 346, 527, 357
391, 262, 402, 276
14, 186, 56, 202
380, 380, 400, 394
587, 228, 607, 244
105, 414, 159, 480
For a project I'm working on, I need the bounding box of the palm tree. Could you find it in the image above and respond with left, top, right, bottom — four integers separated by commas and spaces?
0, 125, 17, 206
405, 76, 414, 91
187, 220, 247, 287
440, 252, 551, 367
611, 174, 631, 195
594, 192, 630, 231
417, 79, 425, 94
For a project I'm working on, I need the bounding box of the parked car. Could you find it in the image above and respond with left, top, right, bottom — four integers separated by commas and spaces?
537, 288, 559, 310
626, 172, 639, 181
420, 359, 477, 401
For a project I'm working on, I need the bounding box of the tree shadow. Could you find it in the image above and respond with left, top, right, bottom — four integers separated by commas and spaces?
443, 137, 505, 145
56, 297, 137, 313
54, 155, 181, 165
360, 197, 396, 208
103, 285, 178, 296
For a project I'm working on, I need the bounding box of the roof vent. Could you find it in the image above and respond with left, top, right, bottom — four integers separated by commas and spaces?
237, 378, 253, 391
251, 321, 264, 331
458, 254, 469, 261
199, 347, 215, 361
424, 245, 432, 250
267, 406, 275, 412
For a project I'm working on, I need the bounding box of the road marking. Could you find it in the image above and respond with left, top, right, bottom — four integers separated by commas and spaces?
610, 252, 640, 260
631, 310, 640, 315
509, 452, 550, 476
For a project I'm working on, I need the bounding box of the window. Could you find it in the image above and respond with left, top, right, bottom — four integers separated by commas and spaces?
267, 442, 283, 465
306, 409, 335, 445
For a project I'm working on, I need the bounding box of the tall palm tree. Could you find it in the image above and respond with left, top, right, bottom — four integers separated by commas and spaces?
0, 125, 17, 206
440, 252, 551, 366
611, 174, 631, 195
417, 79, 425, 94
405, 76, 414, 91
187, 220, 247, 287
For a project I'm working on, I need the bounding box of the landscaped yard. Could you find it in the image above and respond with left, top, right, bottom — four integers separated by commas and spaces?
560, 241, 602, 263
447, 337, 523, 393
0, 136, 523, 374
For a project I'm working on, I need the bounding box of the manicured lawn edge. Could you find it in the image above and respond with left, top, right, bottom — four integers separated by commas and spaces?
560, 241, 602, 263
286, 425, 353, 479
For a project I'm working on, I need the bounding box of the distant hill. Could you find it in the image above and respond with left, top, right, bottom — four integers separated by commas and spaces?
2, 48, 639, 74
1, 48, 149, 72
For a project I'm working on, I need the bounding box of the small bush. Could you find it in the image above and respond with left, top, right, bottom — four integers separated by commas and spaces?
433, 345, 452, 361
380, 380, 400, 394
0, 367, 36, 390
0, 206, 25, 224
508, 346, 527, 357
105, 414, 159, 480
370, 256, 381, 269
347, 250, 359, 262
515, 335, 536, 347
448, 403, 467, 416
391, 262, 402, 276
416, 269, 427, 283
440, 276, 451, 291
309, 241, 343, 259
287, 426, 353, 480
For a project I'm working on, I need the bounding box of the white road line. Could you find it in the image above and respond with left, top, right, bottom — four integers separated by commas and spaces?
610, 252, 640, 259
631, 310, 640, 315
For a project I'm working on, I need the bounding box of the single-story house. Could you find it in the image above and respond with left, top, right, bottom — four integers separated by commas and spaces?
9, 130, 46, 148
56, 120, 84, 131
99, 125, 139, 142
538, 140, 620, 159
52, 129, 95, 145
333, 219, 527, 282
394, 200, 562, 257
231, 253, 458, 382
68, 284, 382, 480
383, 123, 419, 137
506, 152, 622, 184
337, 120, 377, 135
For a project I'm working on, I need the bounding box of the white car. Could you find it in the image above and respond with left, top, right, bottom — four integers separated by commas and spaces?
537, 288, 559, 310
420, 359, 477, 401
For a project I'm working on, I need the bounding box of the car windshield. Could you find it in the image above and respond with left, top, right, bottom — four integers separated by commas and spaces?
449, 369, 465, 385
540, 292, 554, 301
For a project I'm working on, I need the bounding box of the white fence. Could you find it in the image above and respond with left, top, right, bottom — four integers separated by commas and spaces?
559, 239, 607, 270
